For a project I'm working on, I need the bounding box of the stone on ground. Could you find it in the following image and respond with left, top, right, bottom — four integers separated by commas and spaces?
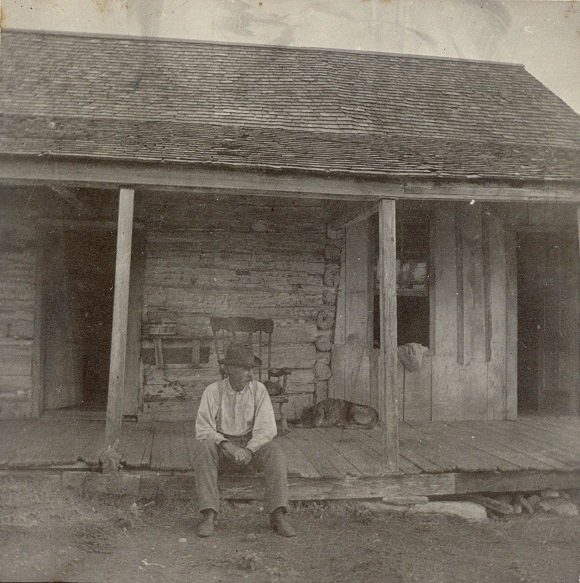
537, 499, 579, 517
540, 489, 560, 499
408, 502, 488, 523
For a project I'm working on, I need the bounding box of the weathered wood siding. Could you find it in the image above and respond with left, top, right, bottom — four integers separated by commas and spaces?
0, 221, 37, 418
331, 202, 522, 421
137, 194, 332, 421
430, 203, 512, 420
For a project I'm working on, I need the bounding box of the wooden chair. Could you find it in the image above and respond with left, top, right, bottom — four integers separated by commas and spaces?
210, 316, 291, 432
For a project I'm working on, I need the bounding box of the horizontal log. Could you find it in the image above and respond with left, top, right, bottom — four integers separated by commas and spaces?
0, 400, 31, 419
0, 375, 33, 395
455, 470, 580, 494
146, 231, 326, 255
146, 254, 325, 276
218, 473, 457, 500
144, 287, 324, 311
0, 316, 34, 340
0, 283, 35, 303
145, 269, 324, 293
0, 341, 32, 376
0, 252, 36, 268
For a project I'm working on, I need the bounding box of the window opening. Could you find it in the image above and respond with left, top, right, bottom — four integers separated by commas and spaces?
373, 215, 430, 348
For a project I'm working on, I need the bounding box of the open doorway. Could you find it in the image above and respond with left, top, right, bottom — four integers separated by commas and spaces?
43, 229, 116, 412
517, 231, 579, 416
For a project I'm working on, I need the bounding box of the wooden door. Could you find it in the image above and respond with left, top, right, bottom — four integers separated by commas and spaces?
518, 232, 579, 415
43, 232, 83, 410
330, 219, 374, 408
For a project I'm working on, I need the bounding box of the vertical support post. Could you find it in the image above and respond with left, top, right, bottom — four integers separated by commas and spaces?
105, 188, 135, 450
577, 206, 580, 258
378, 199, 399, 474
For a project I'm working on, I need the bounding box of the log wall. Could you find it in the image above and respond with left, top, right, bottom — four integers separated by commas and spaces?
137, 193, 332, 421
0, 220, 37, 418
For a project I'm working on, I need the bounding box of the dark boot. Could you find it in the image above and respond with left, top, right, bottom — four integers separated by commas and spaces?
270, 508, 296, 537
198, 509, 216, 537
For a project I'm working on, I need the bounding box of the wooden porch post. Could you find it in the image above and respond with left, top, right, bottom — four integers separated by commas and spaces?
577, 206, 580, 257
378, 199, 399, 474
105, 188, 135, 451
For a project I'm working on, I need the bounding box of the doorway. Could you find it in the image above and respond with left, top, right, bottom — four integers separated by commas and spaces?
517, 232, 579, 415
43, 229, 116, 412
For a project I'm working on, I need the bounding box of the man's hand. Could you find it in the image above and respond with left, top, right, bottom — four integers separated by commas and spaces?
221, 442, 253, 465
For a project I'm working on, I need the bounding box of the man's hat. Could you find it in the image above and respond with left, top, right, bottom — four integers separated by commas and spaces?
218, 344, 262, 368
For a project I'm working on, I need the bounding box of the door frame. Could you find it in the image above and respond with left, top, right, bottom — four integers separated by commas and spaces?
31, 221, 145, 417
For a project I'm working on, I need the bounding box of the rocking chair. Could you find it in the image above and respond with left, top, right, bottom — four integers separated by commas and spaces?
210, 316, 291, 432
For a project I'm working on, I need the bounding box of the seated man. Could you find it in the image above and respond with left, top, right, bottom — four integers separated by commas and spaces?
192, 343, 296, 538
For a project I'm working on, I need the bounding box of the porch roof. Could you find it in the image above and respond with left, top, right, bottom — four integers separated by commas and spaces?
1, 30, 580, 183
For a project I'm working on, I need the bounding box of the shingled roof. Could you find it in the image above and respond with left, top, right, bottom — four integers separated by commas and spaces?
1, 30, 579, 181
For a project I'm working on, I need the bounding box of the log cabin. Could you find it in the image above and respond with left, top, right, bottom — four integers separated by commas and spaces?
0, 30, 579, 484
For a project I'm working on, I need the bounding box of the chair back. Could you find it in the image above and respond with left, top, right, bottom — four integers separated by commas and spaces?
210, 316, 274, 381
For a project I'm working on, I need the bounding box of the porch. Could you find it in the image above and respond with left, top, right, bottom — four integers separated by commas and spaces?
2, 416, 579, 500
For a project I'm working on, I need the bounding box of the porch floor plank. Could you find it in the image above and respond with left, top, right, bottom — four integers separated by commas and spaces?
77, 421, 105, 466
0, 420, 45, 465
140, 424, 155, 468
406, 422, 495, 472
318, 428, 383, 477
276, 435, 322, 479
121, 423, 150, 469
409, 421, 521, 472
468, 421, 575, 470
489, 421, 580, 466
169, 423, 193, 471
397, 447, 445, 474
348, 429, 423, 474
516, 417, 580, 442
183, 421, 198, 470
507, 419, 580, 454
285, 430, 345, 479
449, 421, 557, 471
399, 424, 476, 472
1, 417, 578, 492
9, 420, 77, 467
151, 423, 173, 471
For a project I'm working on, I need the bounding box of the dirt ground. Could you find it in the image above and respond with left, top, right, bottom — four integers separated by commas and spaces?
1, 477, 579, 583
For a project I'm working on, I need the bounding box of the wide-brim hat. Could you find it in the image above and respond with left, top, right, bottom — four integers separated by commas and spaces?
218, 344, 262, 368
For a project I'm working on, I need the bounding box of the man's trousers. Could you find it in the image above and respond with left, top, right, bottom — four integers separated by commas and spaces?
192, 437, 289, 514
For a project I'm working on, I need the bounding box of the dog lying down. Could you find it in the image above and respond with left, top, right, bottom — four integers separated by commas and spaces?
300, 398, 379, 429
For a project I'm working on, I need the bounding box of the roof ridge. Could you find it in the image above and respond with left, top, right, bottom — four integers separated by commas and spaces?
1, 27, 527, 68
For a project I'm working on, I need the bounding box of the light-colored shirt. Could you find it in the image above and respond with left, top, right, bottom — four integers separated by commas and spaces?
195, 378, 277, 453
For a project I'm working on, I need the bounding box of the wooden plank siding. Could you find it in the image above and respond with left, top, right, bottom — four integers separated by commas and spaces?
331, 201, 570, 423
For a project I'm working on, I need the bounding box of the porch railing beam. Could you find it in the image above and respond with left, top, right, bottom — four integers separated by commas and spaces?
378, 199, 399, 474
329, 202, 379, 231
105, 188, 135, 450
